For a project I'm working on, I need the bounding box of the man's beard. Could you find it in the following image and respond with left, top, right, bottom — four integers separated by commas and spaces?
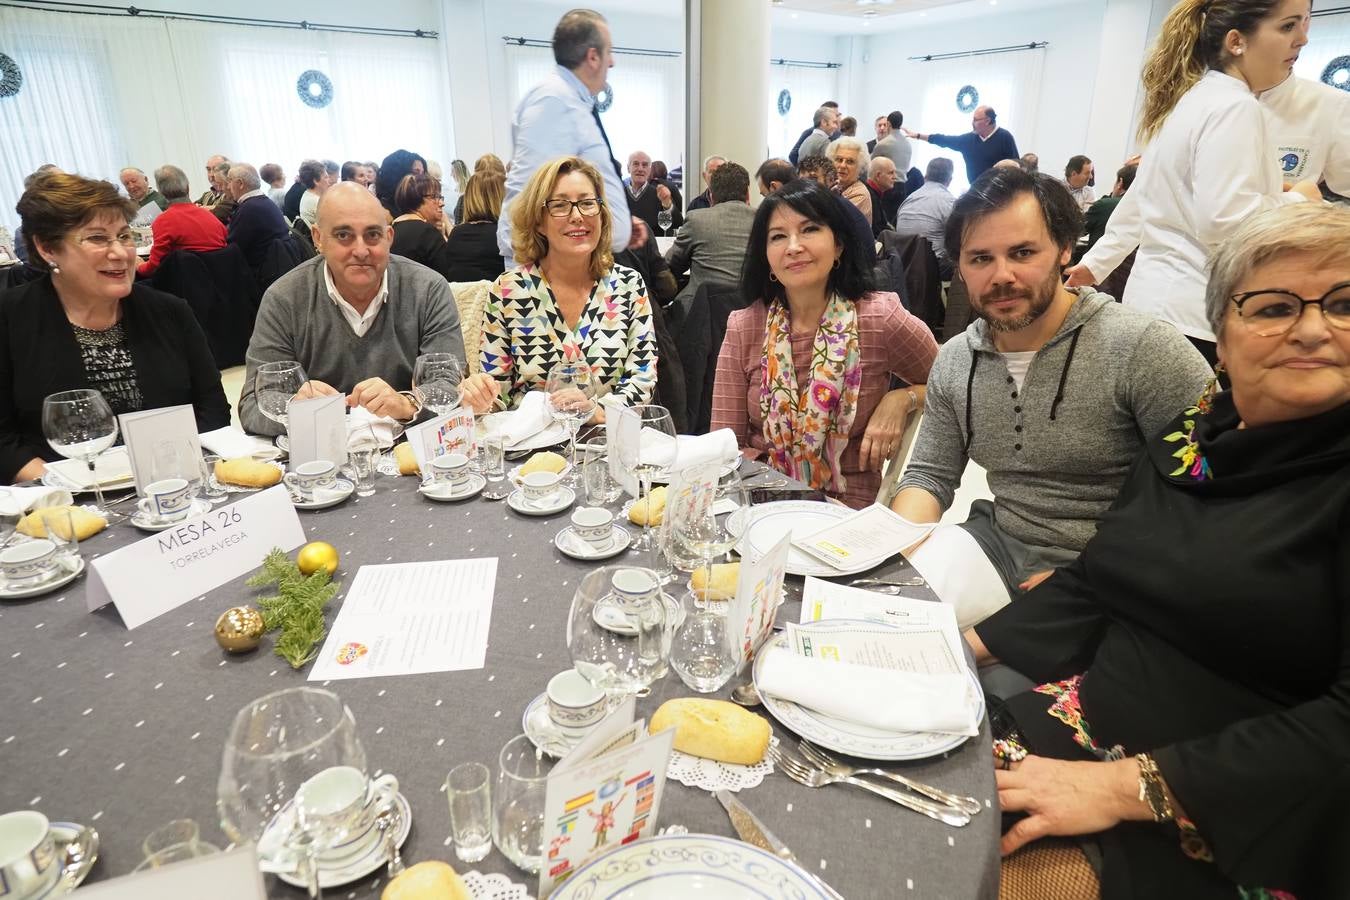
972, 266, 1061, 333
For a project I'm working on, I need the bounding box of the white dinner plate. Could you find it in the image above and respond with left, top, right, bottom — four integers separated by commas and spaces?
752, 623, 985, 762
729, 500, 871, 577
42, 448, 135, 493
0, 558, 85, 601
550, 833, 827, 899
481, 412, 570, 452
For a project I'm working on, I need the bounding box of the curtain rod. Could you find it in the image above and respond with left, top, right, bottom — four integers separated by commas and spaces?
771, 58, 841, 69
501, 37, 679, 59
1312, 4, 1350, 15
2, 0, 438, 37
909, 41, 1048, 62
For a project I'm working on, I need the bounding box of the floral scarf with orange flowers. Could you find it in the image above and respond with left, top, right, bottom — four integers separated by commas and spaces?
758, 294, 862, 494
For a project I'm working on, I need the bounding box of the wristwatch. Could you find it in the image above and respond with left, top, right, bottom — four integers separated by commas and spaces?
1136, 753, 1175, 823
396, 390, 423, 424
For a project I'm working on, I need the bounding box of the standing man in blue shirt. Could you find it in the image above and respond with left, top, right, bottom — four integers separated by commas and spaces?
498, 8, 646, 262
903, 105, 1019, 187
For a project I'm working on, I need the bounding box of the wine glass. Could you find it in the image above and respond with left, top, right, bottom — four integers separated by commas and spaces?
543, 361, 595, 485
255, 361, 308, 432
656, 208, 673, 236
664, 462, 747, 594
218, 687, 368, 899
621, 405, 677, 552
567, 565, 672, 698
41, 389, 120, 517
413, 353, 463, 416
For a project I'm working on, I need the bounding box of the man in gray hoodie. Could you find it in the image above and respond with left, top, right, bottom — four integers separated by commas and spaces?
891, 167, 1211, 629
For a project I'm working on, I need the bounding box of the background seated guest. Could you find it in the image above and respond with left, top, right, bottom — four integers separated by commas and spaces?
390, 173, 455, 282
754, 158, 795, 199
665, 161, 755, 314
225, 163, 290, 269
796, 155, 876, 262
1, 172, 230, 483
864, 156, 899, 236
482, 156, 657, 413
1020, 152, 1039, 173
444, 172, 507, 283
198, 158, 236, 225
341, 160, 372, 188
968, 202, 1350, 900
625, 151, 683, 238
260, 162, 287, 209
298, 159, 338, 228
870, 111, 913, 177
686, 154, 726, 212
282, 162, 310, 221
119, 166, 167, 225
240, 182, 478, 435
1063, 154, 1096, 212
712, 179, 937, 509
893, 157, 958, 278
828, 136, 873, 222
136, 165, 227, 277
648, 159, 683, 218
454, 153, 506, 223
1083, 161, 1138, 252
376, 148, 428, 217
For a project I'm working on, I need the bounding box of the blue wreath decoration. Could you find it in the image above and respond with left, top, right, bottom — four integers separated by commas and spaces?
595, 82, 613, 113
777, 89, 792, 117
296, 69, 334, 109
0, 53, 22, 99
1322, 55, 1350, 92
956, 84, 979, 113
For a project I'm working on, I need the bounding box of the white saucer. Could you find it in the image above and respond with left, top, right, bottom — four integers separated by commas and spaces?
591, 590, 686, 636
522, 692, 593, 758
130, 497, 213, 532
290, 478, 356, 510
554, 524, 632, 560
506, 486, 575, 517
276, 791, 413, 889
419, 473, 486, 502
42, 821, 99, 896
508, 461, 574, 486
0, 558, 85, 601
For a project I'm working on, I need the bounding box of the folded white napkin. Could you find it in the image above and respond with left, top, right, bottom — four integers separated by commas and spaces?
493, 391, 552, 446
756, 646, 979, 736
0, 485, 74, 515
346, 406, 402, 448
670, 429, 739, 473
45, 448, 133, 489
199, 426, 276, 459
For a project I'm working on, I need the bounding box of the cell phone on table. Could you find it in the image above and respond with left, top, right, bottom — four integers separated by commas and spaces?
750, 488, 828, 504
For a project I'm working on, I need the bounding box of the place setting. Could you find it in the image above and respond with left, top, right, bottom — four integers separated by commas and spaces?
0, 507, 87, 600
552, 506, 631, 561
0, 810, 100, 899
417, 452, 485, 502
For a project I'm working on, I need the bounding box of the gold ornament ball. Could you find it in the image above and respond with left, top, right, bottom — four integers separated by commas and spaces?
215, 606, 265, 652
297, 541, 339, 576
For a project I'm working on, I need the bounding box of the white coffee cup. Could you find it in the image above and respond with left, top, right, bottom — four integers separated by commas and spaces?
611, 568, 659, 611
284, 460, 338, 498
521, 471, 562, 507
144, 477, 192, 520
546, 669, 607, 735
0, 811, 60, 900
570, 507, 614, 549
0, 540, 58, 585
294, 766, 399, 854
431, 453, 470, 489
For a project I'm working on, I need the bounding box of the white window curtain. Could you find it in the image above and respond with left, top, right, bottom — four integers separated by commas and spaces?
767, 65, 841, 159
504, 43, 684, 173
908, 48, 1045, 194
1296, 12, 1350, 91
0, 6, 452, 231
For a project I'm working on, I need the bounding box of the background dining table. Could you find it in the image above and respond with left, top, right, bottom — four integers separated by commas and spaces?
0, 461, 1000, 899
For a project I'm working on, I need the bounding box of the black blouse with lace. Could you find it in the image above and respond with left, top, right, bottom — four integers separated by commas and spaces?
70, 321, 144, 415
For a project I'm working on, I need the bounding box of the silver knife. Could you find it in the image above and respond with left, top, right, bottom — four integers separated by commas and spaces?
715, 790, 846, 900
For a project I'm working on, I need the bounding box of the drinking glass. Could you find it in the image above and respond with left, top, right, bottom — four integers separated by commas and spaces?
218, 687, 368, 899
544, 362, 595, 485
35, 508, 80, 569
656, 208, 673, 236
41, 389, 119, 517
446, 762, 492, 864
481, 433, 510, 500
670, 601, 737, 693
413, 353, 463, 416
668, 464, 748, 589
255, 361, 308, 432
347, 425, 387, 498
198, 455, 228, 502
567, 565, 672, 697
581, 447, 622, 506
136, 818, 221, 870
621, 405, 677, 552
133, 840, 220, 871
493, 735, 553, 874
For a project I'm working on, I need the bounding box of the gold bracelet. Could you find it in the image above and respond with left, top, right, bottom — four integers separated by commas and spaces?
1136, 753, 1174, 823
906, 389, 919, 414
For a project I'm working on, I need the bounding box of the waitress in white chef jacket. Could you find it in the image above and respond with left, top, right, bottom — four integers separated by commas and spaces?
1065, 0, 1322, 365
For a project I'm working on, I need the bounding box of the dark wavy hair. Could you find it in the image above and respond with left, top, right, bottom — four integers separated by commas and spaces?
741, 178, 874, 306
375, 149, 428, 213
944, 166, 1084, 263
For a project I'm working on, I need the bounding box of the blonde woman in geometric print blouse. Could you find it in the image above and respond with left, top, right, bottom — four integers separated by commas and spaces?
480, 156, 657, 417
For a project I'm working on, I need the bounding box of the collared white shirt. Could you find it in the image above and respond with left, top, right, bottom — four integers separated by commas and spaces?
237, 188, 267, 203
322, 262, 389, 337
978, 126, 1001, 143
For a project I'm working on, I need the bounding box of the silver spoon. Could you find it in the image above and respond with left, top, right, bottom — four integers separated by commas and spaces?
729, 681, 762, 707
375, 805, 405, 880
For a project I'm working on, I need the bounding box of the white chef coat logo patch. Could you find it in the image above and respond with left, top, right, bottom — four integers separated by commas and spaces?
1277, 146, 1309, 178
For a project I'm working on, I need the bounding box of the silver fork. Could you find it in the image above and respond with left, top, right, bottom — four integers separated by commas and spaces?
798, 741, 983, 816
768, 744, 970, 827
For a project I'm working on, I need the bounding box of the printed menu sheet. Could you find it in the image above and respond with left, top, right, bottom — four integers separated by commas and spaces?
791, 503, 935, 571
308, 558, 497, 680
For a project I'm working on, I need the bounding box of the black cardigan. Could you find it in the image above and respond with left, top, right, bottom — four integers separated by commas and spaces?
0, 278, 232, 483
391, 219, 456, 284
442, 221, 506, 284
975, 393, 1350, 900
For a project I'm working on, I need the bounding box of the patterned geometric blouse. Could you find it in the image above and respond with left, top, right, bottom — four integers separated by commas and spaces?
70, 321, 144, 415
481, 263, 658, 410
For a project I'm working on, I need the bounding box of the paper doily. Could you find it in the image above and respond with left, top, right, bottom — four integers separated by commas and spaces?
463, 870, 534, 900
666, 748, 774, 792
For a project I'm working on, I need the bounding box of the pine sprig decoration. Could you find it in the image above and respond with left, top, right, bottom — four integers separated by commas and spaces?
246, 547, 340, 669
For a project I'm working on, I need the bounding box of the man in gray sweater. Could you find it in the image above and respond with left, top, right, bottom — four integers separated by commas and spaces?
891, 168, 1211, 629
239, 182, 469, 435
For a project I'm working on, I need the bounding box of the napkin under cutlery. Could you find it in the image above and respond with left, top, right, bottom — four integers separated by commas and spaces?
492, 390, 553, 447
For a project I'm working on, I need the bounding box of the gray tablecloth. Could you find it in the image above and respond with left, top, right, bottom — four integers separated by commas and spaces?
0, 468, 999, 899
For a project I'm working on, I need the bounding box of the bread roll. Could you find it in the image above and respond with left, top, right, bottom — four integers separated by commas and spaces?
214, 457, 282, 488
381, 861, 470, 900
16, 505, 107, 541
627, 485, 667, 526
394, 442, 420, 476
518, 450, 567, 476
691, 562, 740, 601
651, 698, 771, 766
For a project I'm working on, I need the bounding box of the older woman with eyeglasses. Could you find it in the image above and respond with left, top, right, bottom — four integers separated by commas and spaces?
478, 156, 657, 415
0, 172, 230, 484
390, 172, 455, 282
966, 202, 1350, 899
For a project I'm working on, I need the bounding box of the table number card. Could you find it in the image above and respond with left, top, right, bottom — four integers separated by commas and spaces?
119, 405, 201, 494
404, 408, 476, 474
727, 531, 792, 672
85, 486, 306, 629
287, 393, 347, 468
74, 845, 267, 899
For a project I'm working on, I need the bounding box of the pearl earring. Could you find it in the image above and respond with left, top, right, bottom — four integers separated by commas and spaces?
46, 260, 60, 275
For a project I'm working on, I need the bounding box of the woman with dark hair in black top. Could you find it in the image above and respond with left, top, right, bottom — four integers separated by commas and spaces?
375, 149, 428, 216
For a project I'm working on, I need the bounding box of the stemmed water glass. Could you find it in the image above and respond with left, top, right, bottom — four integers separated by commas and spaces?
217, 687, 368, 899
41, 389, 120, 517
413, 353, 463, 416
544, 361, 595, 485
665, 462, 748, 591
255, 360, 308, 433
656, 208, 673, 237
621, 405, 677, 552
